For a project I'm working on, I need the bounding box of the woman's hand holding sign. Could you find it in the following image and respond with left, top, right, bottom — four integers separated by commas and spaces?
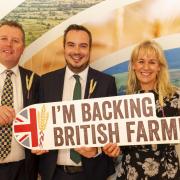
103, 143, 121, 158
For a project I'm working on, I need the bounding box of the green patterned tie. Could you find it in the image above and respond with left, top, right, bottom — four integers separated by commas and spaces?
0, 70, 14, 159
70, 74, 81, 163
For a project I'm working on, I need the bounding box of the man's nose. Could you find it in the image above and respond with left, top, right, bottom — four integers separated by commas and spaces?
6, 39, 13, 46
74, 46, 80, 53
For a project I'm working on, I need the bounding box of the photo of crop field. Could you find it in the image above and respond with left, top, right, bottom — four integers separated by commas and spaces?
2, 0, 103, 46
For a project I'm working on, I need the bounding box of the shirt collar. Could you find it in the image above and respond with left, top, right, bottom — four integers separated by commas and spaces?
0, 64, 19, 76
65, 66, 89, 81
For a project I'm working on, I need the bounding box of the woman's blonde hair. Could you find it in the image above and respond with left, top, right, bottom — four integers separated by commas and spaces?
127, 40, 176, 106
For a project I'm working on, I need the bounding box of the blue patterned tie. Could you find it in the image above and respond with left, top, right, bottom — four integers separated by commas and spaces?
0, 70, 14, 159
70, 74, 81, 163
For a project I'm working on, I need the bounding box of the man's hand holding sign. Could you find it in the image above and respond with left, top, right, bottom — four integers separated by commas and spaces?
13, 93, 180, 150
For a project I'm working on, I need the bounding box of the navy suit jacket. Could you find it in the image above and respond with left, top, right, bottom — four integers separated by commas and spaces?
38, 67, 117, 180
19, 66, 40, 180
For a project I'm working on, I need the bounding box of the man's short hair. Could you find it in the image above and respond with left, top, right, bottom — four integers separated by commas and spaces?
63, 24, 92, 49
0, 20, 25, 45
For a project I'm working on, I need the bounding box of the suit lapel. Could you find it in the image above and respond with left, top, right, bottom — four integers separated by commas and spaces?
84, 67, 96, 99
19, 66, 28, 107
56, 68, 65, 101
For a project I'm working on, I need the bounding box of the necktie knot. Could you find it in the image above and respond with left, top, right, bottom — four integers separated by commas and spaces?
73, 74, 80, 81
5, 70, 13, 78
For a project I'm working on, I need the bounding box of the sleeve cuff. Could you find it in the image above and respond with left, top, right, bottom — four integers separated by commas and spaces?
93, 147, 102, 157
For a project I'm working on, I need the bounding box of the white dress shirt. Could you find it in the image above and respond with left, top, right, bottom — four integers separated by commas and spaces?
57, 66, 88, 166
0, 64, 25, 163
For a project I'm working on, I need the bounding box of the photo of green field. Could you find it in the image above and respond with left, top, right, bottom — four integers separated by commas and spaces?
2, 0, 103, 46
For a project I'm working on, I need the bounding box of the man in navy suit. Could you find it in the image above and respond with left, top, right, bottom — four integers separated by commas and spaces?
0, 20, 39, 180
37, 24, 117, 180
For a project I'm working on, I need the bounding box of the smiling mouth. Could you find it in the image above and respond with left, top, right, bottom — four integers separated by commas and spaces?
71, 55, 83, 62
1, 49, 13, 54
141, 72, 152, 76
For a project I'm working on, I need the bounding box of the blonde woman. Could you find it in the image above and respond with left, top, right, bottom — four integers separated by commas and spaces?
104, 40, 180, 179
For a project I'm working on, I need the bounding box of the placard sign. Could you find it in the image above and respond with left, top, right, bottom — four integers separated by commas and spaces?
13, 93, 180, 150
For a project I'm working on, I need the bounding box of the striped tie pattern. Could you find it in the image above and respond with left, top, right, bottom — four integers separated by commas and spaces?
0, 70, 14, 159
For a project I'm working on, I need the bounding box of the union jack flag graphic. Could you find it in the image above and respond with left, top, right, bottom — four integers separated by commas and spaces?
13, 108, 38, 148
